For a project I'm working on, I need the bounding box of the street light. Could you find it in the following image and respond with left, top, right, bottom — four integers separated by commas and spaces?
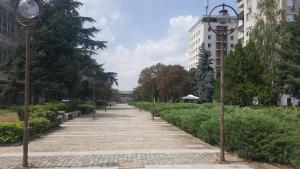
16, 0, 40, 167
208, 3, 238, 163
150, 72, 157, 120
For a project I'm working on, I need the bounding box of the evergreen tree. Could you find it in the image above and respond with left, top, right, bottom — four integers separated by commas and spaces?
4, 0, 112, 102
218, 41, 266, 106
188, 68, 198, 95
280, 13, 300, 95
196, 45, 215, 103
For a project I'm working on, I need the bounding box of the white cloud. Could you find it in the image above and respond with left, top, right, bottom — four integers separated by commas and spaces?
78, 0, 198, 91
78, 0, 123, 42
100, 15, 198, 91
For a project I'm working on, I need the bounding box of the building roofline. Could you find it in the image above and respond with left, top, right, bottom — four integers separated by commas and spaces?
189, 15, 238, 32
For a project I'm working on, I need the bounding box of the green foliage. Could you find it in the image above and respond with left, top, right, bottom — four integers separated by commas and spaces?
130, 102, 200, 116
217, 41, 267, 106
0, 122, 22, 144
188, 68, 198, 96
3, 0, 117, 102
30, 111, 59, 128
17, 103, 70, 127
280, 13, 300, 94
78, 103, 96, 114
96, 100, 107, 107
196, 44, 215, 103
29, 117, 51, 134
250, 0, 289, 105
134, 102, 300, 168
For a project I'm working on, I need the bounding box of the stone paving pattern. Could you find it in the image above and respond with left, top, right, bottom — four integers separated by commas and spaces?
0, 104, 284, 169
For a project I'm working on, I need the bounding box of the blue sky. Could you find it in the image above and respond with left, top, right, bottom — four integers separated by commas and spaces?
78, 0, 237, 91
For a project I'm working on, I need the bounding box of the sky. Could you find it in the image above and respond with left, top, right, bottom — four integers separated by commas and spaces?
78, 0, 237, 91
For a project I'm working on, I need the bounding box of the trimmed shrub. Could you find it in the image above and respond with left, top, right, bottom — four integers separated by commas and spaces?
78, 104, 96, 114
30, 111, 59, 128
29, 117, 51, 134
0, 122, 22, 144
96, 100, 107, 107
133, 102, 300, 168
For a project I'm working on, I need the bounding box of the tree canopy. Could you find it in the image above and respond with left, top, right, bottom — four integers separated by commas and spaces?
3, 0, 117, 103
134, 64, 192, 102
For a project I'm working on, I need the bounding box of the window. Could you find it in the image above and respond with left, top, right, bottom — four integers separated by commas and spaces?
231, 36, 234, 40
287, 14, 295, 22
246, 12, 252, 21
208, 35, 211, 39
208, 43, 211, 48
230, 44, 234, 48
208, 27, 212, 32
287, 0, 295, 6
247, 0, 252, 8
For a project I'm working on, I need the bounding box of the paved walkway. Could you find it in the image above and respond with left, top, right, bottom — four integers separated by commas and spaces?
0, 104, 283, 169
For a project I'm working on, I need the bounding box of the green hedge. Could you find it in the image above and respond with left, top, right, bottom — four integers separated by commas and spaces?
78, 104, 96, 114
29, 117, 51, 134
133, 102, 300, 168
129, 102, 201, 116
0, 122, 22, 144
2, 102, 82, 144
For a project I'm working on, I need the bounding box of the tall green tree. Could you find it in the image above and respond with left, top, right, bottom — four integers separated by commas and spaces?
217, 41, 266, 106
188, 67, 198, 96
251, 0, 288, 104
196, 45, 215, 103
280, 13, 300, 95
5, 0, 109, 102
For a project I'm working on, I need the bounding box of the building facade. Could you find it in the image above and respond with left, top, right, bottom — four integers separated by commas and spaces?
118, 91, 133, 103
188, 16, 238, 72
237, 0, 300, 44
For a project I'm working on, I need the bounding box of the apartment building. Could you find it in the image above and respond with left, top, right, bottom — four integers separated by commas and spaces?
236, 0, 300, 106
237, 0, 300, 44
188, 16, 238, 72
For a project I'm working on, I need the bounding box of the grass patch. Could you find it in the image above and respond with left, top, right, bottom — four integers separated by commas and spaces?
0, 109, 18, 122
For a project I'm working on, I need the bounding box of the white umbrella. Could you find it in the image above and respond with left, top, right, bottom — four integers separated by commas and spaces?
182, 94, 200, 100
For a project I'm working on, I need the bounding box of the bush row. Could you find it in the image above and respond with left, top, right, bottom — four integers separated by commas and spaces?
133, 102, 300, 168
129, 101, 201, 116
1, 101, 97, 144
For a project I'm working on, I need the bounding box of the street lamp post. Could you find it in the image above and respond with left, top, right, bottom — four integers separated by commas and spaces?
207, 3, 238, 163
150, 72, 157, 120
16, 0, 40, 167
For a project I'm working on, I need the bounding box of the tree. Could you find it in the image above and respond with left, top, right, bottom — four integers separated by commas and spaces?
280, 13, 300, 96
196, 45, 215, 103
250, 0, 289, 105
188, 68, 198, 96
156, 65, 192, 102
135, 63, 166, 101
4, 0, 111, 102
216, 41, 266, 106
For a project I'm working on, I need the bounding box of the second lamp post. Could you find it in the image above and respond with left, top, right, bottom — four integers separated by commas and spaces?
16, 0, 40, 167
208, 3, 238, 163
151, 72, 157, 120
